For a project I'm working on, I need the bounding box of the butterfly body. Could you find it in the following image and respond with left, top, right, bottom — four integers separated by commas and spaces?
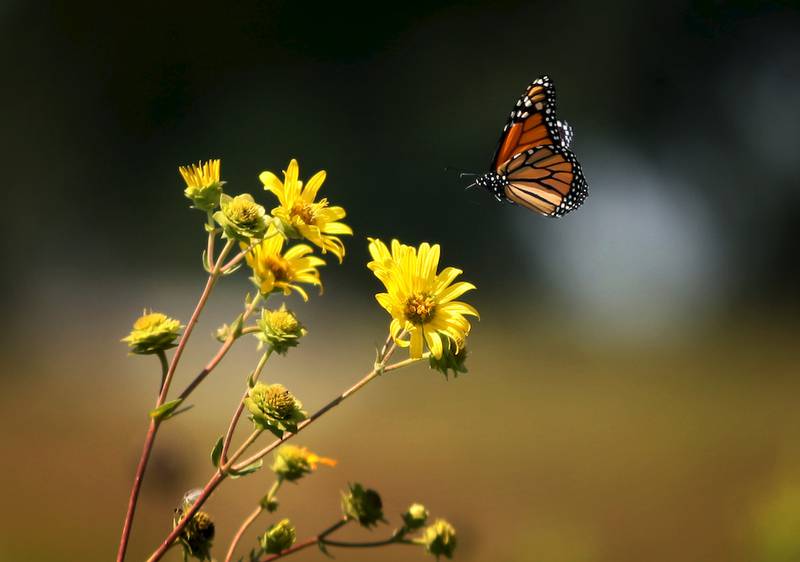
479, 75, 588, 217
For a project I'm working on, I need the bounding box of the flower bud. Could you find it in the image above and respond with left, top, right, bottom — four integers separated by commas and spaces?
428, 337, 468, 379
256, 305, 306, 355
213, 193, 269, 242
271, 444, 336, 482
341, 483, 384, 528
421, 519, 457, 559
402, 503, 429, 530
260, 518, 296, 554
173, 510, 215, 561
179, 159, 223, 212
121, 310, 182, 355
244, 382, 307, 437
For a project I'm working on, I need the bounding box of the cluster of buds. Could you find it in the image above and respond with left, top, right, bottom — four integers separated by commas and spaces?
259, 518, 296, 554
256, 305, 306, 355
173, 509, 215, 561
121, 311, 182, 355
244, 382, 307, 437
214, 193, 270, 242
421, 518, 457, 559
341, 483, 385, 528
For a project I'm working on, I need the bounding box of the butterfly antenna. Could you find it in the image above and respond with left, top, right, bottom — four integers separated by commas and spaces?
464, 181, 477, 190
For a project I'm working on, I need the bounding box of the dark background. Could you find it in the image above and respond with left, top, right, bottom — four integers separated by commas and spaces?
1, 1, 799, 561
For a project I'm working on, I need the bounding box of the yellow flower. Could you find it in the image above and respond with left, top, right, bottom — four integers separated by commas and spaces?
271, 444, 337, 482
179, 159, 223, 211
260, 159, 352, 262
244, 226, 325, 301
367, 239, 478, 359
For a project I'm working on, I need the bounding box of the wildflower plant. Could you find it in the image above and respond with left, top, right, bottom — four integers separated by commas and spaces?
116, 158, 478, 562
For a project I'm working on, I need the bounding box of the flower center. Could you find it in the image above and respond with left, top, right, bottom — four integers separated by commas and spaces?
404, 293, 437, 324
264, 255, 292, 282
265, 385, 296, 418
230, 201, 260, 224
291, 201, 317, 225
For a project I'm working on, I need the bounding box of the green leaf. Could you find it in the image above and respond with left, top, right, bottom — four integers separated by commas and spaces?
228, 459, 264, 479
210, 436, 224, 468
201, 250, 212, 273
318, 541, 333, 558
149, 398, 184, 422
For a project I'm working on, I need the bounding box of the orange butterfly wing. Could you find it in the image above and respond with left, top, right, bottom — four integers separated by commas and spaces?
501, 144, 588, 217
490, 76, 566, 170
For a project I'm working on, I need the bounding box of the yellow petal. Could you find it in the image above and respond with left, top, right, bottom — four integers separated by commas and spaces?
302, 170, 326, 201
439, 301, 480, 318
424, 328, 443, 359
322, 221, 353, 235
437, 281, 476, 304
409, 329, 424, 358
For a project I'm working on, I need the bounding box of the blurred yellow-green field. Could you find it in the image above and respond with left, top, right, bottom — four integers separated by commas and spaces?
2, 291, 799, 562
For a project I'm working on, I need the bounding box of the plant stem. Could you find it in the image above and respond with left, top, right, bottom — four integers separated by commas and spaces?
147, 336, 408, 562
156, 350, 169, 393
221, 350, 271, 464
206, 211, 217, 270
321, 536, 412, 548
231, 340, 400, 471
177, 292, 263, 401
224, 505, 263, 562
146, 430, 261, 562
261, 520, 349, 561
224, 479, 281, 562
116, 240, 234, 562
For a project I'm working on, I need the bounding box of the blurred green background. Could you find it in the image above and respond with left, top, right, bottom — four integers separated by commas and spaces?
1, 0, 799, 561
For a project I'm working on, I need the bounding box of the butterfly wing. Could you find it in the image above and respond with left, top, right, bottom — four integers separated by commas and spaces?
501, 144, 588, 217
490, 75, 568, 170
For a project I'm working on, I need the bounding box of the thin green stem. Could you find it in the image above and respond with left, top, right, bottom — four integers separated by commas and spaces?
224, 505, 263, 562
231, 339, 401, 472
206, 211, 217, 271
176, 292, 263, 401
221, 349, 271, 464
156, 350, 169, 392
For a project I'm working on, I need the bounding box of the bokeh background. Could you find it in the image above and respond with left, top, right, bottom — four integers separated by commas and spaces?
1, 0, 799, 560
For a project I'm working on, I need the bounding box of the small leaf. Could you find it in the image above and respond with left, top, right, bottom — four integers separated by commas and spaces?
201, 250, 212, 273
223, 262, 243, 276
230, 313, 245, 339
228, 459, 264, 479
210, 436, 224, 468
318, 541, 333, 558
149, 398, 184, 422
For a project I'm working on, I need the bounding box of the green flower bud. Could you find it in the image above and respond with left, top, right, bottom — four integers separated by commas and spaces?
341, 483, 384, 528
179, 159, 224, 212
402, 503, 429, 530
260, 495, 279, 512
428, 338, 468, 379
121, 310, 182, 355
213, 193, 269, 242
244, 382, 307, 437
421, 519, 457, 559
173, 510, 215, 561
256, 305, 306, 354
271, 444, 336, 482
259, 518, 296, 554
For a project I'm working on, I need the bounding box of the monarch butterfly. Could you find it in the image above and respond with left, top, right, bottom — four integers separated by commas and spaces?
475, 76, 588, 217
